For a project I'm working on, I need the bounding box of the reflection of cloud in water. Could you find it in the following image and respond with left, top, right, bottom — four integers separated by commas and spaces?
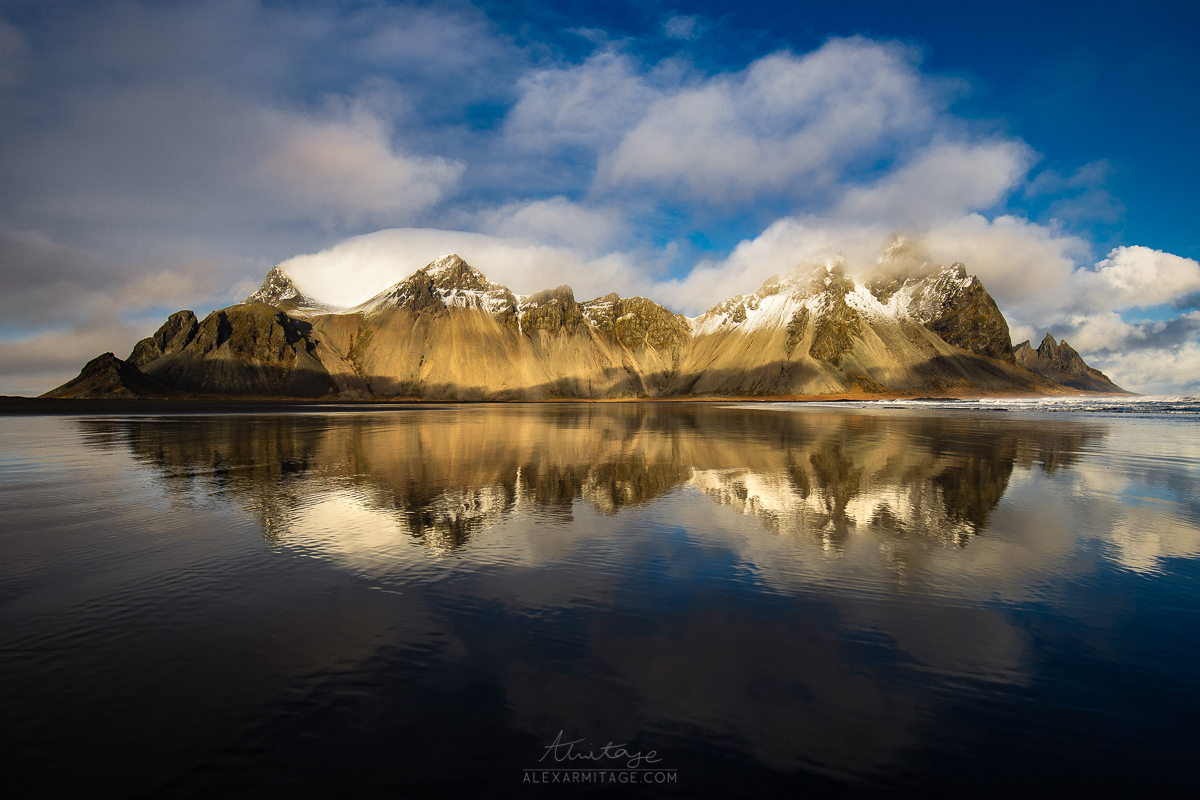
690, 465, 978, 552
286, 489, 428, 565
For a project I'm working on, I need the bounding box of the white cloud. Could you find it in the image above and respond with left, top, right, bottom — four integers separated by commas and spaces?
1059, 311, 1136, 352
1093, 339, 1200, 395
657, 217, 887, 314
1073, 246, 1200, 312
476, 197, 626, 254
836, 139, 1035, 224
277, 228, 657, 308
503, 49, 665, 156
596, 39, 953, 203
257, 107, 464, 226
921, 214, 1087, 314
984, 246, 1200, 357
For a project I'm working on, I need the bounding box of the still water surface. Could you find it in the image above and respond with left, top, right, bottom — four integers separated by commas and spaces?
2, 403, 1199, 797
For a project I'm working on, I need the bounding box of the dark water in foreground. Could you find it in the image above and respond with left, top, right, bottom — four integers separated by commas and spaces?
2, 403, 1199, 798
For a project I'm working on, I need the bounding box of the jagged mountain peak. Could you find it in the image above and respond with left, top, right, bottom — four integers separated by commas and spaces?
243, 266, 336, 315
691, 258, 1014, 364
1038, 332, 1059, 357
898, 263, 976, 321
422, 254, 493, 291
352, 254, 518, 320
1016, 333, 1127, 393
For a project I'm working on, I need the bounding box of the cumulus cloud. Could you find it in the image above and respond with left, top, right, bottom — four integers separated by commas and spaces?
1095, 340, 1200, 395
596, 39, 956, 203
835, 139, 1035, 224
476, 197, 627, 254
921, 214, 1087, 313
1002, 245, 1200, 361
257, 107, 464, 226
1029, 248, 1200, 390
503, 49, 666, 157
658, 217, 887, 313
1072, 246, 1200, 312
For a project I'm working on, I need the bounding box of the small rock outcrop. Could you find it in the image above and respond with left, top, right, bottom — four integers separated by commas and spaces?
41, 353, 176, 399
1013, 334, 1128, 393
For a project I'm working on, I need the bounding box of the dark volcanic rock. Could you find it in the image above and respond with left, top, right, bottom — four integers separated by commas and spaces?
142, 304, 334, 398
1013, 334, 1128, 393
905, 264, 1015, 363
42, 353, 176, 399
129, 310, 199, 367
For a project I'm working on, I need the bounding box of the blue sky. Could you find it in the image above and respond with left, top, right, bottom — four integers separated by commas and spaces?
0, 0, 1197, 394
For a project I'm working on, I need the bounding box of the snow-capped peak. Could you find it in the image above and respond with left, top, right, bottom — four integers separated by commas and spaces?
692, 260, 983, 335
351, 254, 518, 318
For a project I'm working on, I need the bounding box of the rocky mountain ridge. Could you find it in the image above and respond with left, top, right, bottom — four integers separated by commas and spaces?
1013, 334, 1127, 393
45, 253, 1126, 400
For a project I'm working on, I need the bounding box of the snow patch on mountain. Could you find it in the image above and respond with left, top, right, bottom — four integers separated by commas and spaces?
351, 254, 519, 318
692, 261, 983, 336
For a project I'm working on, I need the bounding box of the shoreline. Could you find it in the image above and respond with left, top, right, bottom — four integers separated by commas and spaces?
0, 391, 1137, 416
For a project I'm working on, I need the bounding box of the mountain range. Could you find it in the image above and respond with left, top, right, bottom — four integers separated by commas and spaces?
44, 251, 1127, 400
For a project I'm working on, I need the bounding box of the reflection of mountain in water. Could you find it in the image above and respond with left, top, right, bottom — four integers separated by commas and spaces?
82, 406, 1102, 555
695, 423, 1019, 549
685, 410, 1088, 556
